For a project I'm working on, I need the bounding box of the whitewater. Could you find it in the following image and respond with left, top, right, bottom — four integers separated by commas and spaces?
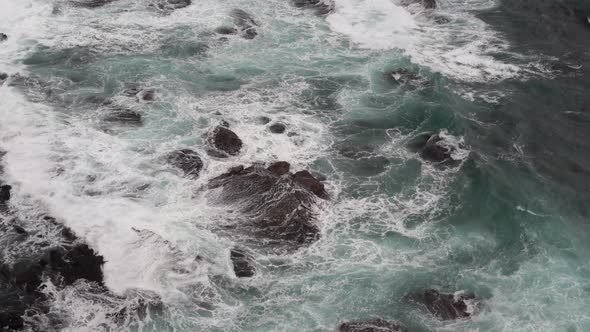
1, 0, 590, 331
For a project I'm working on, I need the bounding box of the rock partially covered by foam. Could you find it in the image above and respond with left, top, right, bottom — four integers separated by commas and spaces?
292, 0, 334, 16
408, 289, 477, 320
164, 149, 204, 179
230, 9, 259, 39
208, 126, 243, 157
0, 33, 7, 42
208, 162, 327, 247
339, 319, 407, 332
67, 0, 116, 8
407, 131, 468, 164
151, 0, 191, 10
230, 248, 255, 278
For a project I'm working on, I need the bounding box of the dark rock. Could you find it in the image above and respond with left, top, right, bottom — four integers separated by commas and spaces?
0, 73, 8, 82
269, 123, 286, 134
103, 108, 142, 125
208, 126, 243, 157
339, 319, 407, 332
230, 248, 255, 278
267, 161, 290, 176
230, 9, 259, 39
0, 33, 7, 42
408, 132, 466, 164
0, 184, 11, 204
164, 149, 203, 179
409, 289, 476, 320
257, 116, 271, 125
292, 0, 334, 15
43, 244, 104, 286
136, 89, 155, 103
153, 0, 191, 10
13, 226, 27, 235
215, 26, 238, 35
67, 0, 116, 8
405, 132, 434, 152
400, 0, 435, 9
11, 259, 44, 291
208, 163, 326, 247
292, 171, 328, 199
384, 69, 422, 85
122, 85, 141, 97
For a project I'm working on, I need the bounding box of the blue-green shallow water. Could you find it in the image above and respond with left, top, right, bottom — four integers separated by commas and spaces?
0, 0, 589, 331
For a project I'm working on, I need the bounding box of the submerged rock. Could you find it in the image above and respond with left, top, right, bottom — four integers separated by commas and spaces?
292, 0, 334, 15
0, 33, 7, 42
136, 89, 155, 103
151, 0, 191, 10
67, 0, 116, 8
0, 184, 11, 204
164, 149, 203, 179
215, 26, 239, 35
409, 289, 477, 320
103, 108, 142, 125
230, 248, 255, 278
208, 126, 243, 157
0, 73, 7, 85
400, 0, 435, 9
269, 122, 287, 134
230, 9, 259, 39
384, 69, 426, 87
339, 319, 407, 332
208, 161, 327, 247
407, 131, 467, 164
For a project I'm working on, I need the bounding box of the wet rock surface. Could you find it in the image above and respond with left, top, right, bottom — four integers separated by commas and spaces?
67, 0, 116, 8
230, 9, 259, 39
151, 0, 191, 10
409, 289, 476, 320
292, 0, 334, 15
208, 162, 327, 248
230, 248, 255, 278
269, 122, 287, 134
208, 126, 243, 157
164, 149, 204, 179
102, 107, 143, 125
339, 319, 407, 332
407, 132, 466, 164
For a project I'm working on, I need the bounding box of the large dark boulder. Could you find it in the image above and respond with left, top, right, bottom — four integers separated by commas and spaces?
409, 289, 476, 320
208, 126, 243, 157
208, 162, 327, 248
292, 0, 334, 15
164, 149, 203, 179
230, 248, 255, 278
339, 319, 407, 332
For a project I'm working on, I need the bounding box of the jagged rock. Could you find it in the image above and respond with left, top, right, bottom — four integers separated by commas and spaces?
292, 0, 334, 15
269, 123, 286, 134
409, 289, 476, 320
164, 149, 203, 179
208, 162, 327, 247
230, 248, 255, 278
339, 319, 407, 332
208, 126, 243, 157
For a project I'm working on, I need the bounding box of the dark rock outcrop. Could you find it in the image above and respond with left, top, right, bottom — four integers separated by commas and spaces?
0, 33, 7, 42
0, 73, 7, 85
339, 319, 407, 332
406, 132, 466, 164
208, 126, 243, 157
409, 289, 476, 320
208, 162, 327, 248
292, 0, 334, 16
0, 184, 11, 204
164, 149, 203, 179
230, 9, 259, 39
230, 248, 255, 278
269, 123, 286, 134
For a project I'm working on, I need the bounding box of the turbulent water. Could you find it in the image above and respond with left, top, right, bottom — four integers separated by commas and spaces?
1, 0, 590, 331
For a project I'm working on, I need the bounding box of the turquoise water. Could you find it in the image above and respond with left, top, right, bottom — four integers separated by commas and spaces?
1, 0, 590, 331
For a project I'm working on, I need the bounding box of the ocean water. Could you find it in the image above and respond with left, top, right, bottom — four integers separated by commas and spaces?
0, 0, 589, 331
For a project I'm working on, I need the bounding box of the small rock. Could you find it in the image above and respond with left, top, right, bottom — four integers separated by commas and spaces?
103, 108, 142, 125
339, 319, 407, 332
215, 26, 238, 35
292, 0, 334, 15
0, 33, 7, 42
164, 149, 203, 179
136, 89, 155, 103
409, 289, 476, 320
68, 0, 115, 8
258, 116, 271, 125
0, 184, 11, 204
269, 123, 286, 134
267, 161, 290, 176
13, 226, 27, 234
208, 126, 243, 157
230, 248, 255, 278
